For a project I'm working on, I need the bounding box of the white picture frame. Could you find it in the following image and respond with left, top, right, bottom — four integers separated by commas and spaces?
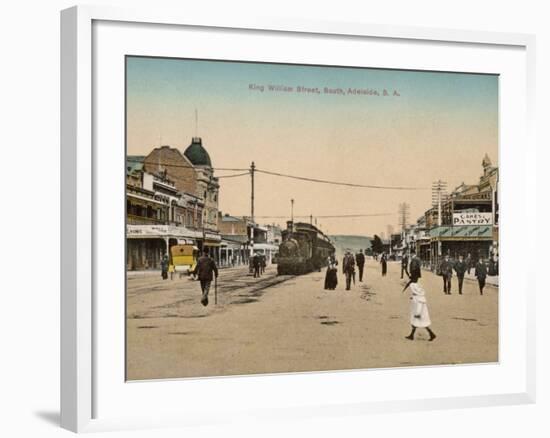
60, 5, 536, 433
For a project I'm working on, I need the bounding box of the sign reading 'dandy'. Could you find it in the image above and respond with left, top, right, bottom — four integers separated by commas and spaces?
453, 212, 493, 226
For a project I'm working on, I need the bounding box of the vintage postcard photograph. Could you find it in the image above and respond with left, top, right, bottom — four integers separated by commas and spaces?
125, 56, 499, 380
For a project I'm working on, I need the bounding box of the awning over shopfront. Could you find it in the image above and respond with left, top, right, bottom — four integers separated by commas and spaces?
221, 234, 249, 245
127, 193, 167, 207
429, 225, 493, 240
252, 243, 279, 251
127, 224, 202, 240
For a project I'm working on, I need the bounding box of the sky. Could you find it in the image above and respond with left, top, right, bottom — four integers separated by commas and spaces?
126, 56, 498, 236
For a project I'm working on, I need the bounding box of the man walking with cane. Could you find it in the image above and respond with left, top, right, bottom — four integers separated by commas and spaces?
193, 247, 219, 307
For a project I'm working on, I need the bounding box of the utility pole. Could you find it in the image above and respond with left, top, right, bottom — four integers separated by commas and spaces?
387, 224, 394, 256
398, 202, 410, 256
310, 214, 313, 225
432, 180, 447, 227
432, 180, 447, 258
291, 199, 294, 225
249, 162, 255, 262
398, 202, 410, 231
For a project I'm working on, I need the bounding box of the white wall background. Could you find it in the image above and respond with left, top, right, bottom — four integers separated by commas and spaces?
0, 0, 547, 437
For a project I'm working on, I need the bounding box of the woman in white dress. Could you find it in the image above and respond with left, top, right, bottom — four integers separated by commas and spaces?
403, 278, 437, 341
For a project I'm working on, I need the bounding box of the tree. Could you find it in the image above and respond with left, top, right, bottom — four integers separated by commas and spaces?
371, 235, 383, 254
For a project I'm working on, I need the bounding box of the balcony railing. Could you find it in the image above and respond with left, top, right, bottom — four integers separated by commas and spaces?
127, 214, 166, 225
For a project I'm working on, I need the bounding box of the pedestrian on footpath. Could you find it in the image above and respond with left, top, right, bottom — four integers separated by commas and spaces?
454, 254, 467, 294
466, 253, 473, 275
260, 254, 267, 274
343, 250, 355, 290
193, 247, 219, 307
160, 254, 169, 280
439, 254, 453, 294
401, 253, 409, 279
403, 277, 437, 342
475, 255, 488, 295
324, 254, 338, 290
409, 249, 422, 282
380, 252, 387, 277
355, 249, 366, 282
488, 252, 499, 276
252, 253, 261, 278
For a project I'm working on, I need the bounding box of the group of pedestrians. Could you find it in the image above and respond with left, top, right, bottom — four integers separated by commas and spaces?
322, 248, 437, 342
192, 250, 271, 306
324, 249, 367, 291
251, 253, 267, 278
169, 244, 493, 343
438, 253, 495, 295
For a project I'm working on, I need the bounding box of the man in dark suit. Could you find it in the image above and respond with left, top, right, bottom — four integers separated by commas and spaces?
343, 251, 355, 290
454, 254, 467, 295
252, 253, 261, 278
193, 247, 219, 306
401, 253, 409, 279
260, 254, 267, 274
409, 249, 422, 282
439, 254, 453, 294
355, 249, 366, 282
466, 253, 473, 275
475, 256, 488, 295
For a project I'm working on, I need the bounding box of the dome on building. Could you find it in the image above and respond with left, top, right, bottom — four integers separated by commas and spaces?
184, 137, 212, 167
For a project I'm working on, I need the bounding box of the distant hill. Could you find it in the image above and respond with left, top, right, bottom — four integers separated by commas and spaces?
329, 235, 372, 258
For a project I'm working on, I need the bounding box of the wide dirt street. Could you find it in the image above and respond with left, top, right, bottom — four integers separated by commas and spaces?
126, 260, 498, 380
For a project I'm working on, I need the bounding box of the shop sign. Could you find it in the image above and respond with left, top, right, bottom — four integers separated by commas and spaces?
453, 212, 492, 226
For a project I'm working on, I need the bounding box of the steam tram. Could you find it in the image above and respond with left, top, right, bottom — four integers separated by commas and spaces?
277, 221, 335, 275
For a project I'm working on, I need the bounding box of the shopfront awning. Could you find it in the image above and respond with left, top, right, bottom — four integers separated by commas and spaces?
126, 224, 202, 239
252, 243, 279, 251
429, 225, 493, 240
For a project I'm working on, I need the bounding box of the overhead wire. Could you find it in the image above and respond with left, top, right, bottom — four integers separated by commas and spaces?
255, 168, 428, 191
251, 213, 392, 219
126, 157, 248, 172
126, 158, 428, 190
217, 172, 250, 179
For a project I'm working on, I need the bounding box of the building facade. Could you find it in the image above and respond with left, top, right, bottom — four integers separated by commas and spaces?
126, 137, 221, 270
183, 137, 221, 255
422, 154, 499, 269
217, 213, 280, 267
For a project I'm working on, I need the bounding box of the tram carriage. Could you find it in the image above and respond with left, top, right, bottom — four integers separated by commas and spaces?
170, 244, 199, 277
276, 221, 335, 275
